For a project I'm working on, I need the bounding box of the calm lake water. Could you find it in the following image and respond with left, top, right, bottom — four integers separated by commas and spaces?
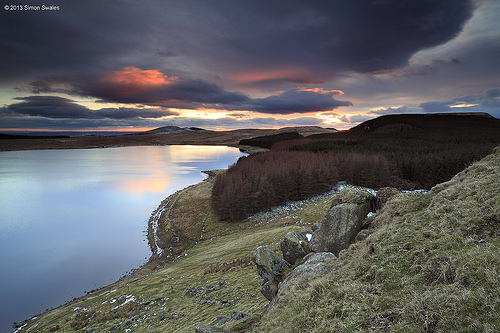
0, 145, 244, 332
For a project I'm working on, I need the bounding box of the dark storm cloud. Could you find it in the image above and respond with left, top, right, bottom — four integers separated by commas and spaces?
81, 78, 249, 106
0, 0, 473, 85
235, 89, 352, 114
1, 96, 178, 119
0, 112, 324, 131
419, 88, 500, 114
370, 88, 500, 118
30, 76, 352, 114
28, 74, 249, 107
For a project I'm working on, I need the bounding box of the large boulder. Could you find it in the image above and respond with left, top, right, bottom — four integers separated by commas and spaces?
260, 280, 279, 301
310, 187, 375, 255
280, 231, 311, 265
330, 186, 375, 209
269, 252, 338, 308
252, 246, 290, 282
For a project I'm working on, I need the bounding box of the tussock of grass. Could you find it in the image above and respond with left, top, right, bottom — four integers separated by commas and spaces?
257, 146, 500, 332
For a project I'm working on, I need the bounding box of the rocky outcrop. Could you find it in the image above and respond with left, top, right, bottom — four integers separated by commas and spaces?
280, 231, 312, 265
310, 187, 375, 255
251, 186, 401, 309
252, 246, 290, 301
375, 187, 401, 210
276, 252, 338, 297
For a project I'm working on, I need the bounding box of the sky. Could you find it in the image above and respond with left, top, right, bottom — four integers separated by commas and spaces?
1, 0, 499, 132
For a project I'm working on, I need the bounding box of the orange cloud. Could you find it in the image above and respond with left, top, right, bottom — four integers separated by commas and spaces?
299, 88, 345, 95
103, 67, 176, 87
229, 68, 321, 84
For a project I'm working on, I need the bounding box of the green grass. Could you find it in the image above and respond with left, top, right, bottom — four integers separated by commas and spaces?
256, 146, 500, 332
17, 183, 336, 333
20, 146, 500, 333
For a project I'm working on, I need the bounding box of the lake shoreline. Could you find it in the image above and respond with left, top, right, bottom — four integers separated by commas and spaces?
13, 170, 230, 331
5, 145, 246, 332
0, 127, 336, 152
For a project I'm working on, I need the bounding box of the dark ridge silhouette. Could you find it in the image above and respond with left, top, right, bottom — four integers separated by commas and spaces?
0, 133, 70, 140
309, 113, 500, 138
239, 131, 303, 149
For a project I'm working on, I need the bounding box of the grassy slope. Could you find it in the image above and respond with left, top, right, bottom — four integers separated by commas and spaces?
257, 147, 500, 332
17, 181, 337, 332
16, 141, 500, 332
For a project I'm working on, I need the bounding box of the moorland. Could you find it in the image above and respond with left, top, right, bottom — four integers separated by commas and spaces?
10, 113, 500, 332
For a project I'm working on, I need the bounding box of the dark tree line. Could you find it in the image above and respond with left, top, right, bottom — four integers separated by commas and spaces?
212, 150, 397, 221
239, 131, 303, 149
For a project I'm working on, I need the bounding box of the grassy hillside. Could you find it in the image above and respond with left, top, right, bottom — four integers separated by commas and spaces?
15, 180, 338, 332
256, 146, 500, 332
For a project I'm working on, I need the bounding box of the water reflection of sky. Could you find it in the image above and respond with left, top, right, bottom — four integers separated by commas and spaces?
0, 145, 243, 332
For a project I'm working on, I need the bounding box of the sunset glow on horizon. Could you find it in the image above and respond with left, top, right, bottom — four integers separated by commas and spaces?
0, 0, 499, 133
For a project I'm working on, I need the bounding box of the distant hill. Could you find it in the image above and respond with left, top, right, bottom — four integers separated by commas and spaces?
348, 112, 500, 133
0, 133, 71, 140
139, 126, 205, 135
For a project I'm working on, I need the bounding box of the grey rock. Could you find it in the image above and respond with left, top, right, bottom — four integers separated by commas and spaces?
185, 286, 204, 296
275, 252, 338, 302
375, 187, 400, 210
206, 284, 221, 293
217, 315, 232, 326
195, 326, 237, 333
355, 229, 370, 242
310, 187, 375, 255
231, 311, 250, 321
141, 299, 152, 306
260, 279, 279, 301
310, 203, 366, 254
280, 231, 311, 265
252, 246, 290, 282
330, 186, 376, 208
116, 295, 127, 304
217, 311, 250, 326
